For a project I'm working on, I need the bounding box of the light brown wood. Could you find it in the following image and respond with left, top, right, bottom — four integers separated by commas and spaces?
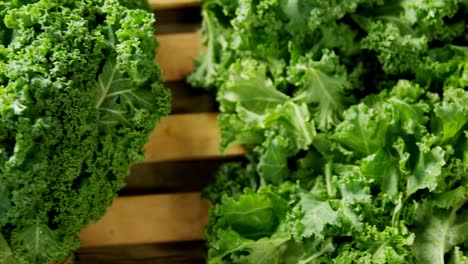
143, 113, 246, 162
149, 0, 198, 9
156, 33, 201, 82
79, 193, 209, 247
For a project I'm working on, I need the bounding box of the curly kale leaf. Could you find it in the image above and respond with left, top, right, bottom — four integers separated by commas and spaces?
194, 0, 468, 263
204, 82, 468, 263
413, 196, 468, 264
0, 1, 170, 263
188, 9, 234, 90
289, 50, 351, 130
362, 21, 428, 75
217, 59, 315, 155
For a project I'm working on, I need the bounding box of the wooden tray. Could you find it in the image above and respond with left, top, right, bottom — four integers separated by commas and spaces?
71, 1, 246, 263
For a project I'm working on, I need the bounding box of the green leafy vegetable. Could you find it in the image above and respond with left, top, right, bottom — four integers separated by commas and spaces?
191, 0, 467, 262
0, 0, 170, 263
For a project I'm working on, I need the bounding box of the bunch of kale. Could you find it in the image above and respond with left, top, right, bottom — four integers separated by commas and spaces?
0, 1, 170, 263
190, 0, 467, 263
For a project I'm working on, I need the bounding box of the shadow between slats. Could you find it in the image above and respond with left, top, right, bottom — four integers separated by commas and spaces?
153, 6, 201, 34
76, 241, 205, 264
121, 157, 244, 195
168, 81, 218, 114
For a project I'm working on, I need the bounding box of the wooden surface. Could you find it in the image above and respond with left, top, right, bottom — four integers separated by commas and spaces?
157, 33, 201, 81
144, 113, 245, 162
77, 242, 205, 264
149, 0, 198, 9
79, 193, 209, 247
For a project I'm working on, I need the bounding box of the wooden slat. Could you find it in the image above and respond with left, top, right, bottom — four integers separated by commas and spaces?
79, 193, 209, 247
156, 33, 201, 81
149, 0, 198, 9
144, 113, 246, 163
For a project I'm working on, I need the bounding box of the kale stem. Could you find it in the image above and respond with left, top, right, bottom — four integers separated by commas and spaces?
325, 162, 335, 198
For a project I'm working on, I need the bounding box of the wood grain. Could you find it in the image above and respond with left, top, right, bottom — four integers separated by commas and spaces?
79, 193, 209, 247
156, 33, 201, 81
143, 113, 246, 163
149, 0, 198, 10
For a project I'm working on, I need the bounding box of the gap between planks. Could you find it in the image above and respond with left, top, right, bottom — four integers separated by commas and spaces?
79, 193, 209, 247
149, 0, 198, 10
144, 113, 246, 162
123, 157, 243, 195
76, 242, 205, 264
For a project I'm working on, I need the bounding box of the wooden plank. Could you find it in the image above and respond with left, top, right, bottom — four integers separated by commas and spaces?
79, 193, 209, 247
156, 33, 201, 81
77, 241, 205, 264
143, 113, 246, 163
149, 0, 198, 10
